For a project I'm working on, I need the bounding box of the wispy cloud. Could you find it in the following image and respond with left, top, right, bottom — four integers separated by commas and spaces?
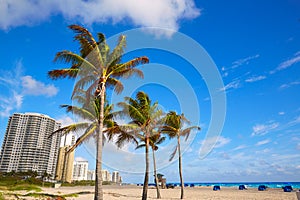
231, 54, 260, 69
199, 136, 231, 154
270, 51, 300, 74
219, 80, 241, 92
256, 139, 271, 146
0, 0, 200, 37
279, 81, 300, 90
245, 75, 266, 83
251, 122, 279, 136
233, 145, 247, 151
221, 54, 259, 77
0, 60, 59, 117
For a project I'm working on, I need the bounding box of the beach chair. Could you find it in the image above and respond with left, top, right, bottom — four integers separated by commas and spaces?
239, 185, 246, 190
283, 186, 293, 192
213, 185, 221, 191
258, 185, 266, 191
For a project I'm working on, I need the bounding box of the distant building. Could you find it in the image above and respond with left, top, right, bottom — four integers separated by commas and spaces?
72, 158, 88, 181
0, 113, 61, 178
55, 134, 75, 183
101, 169, 112, 182
87, 170, 95, 181
112, 171, 122, 183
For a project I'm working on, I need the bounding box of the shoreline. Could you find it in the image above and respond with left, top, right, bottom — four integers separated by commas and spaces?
1, 185, 298, 200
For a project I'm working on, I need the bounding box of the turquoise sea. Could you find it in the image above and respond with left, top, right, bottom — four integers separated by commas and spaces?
177, 182, 300, 189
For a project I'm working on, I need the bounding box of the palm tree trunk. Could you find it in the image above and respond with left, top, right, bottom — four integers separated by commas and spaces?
178, 136, 184, 199
142, 137, 149, 200
152, 148, 161, 199
95, 82, 105, 200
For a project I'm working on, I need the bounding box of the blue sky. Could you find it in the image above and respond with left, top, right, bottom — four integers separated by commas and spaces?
0, 0, 300, 183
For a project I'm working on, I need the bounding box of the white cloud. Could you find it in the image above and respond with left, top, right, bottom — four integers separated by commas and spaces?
270, 51, 300, 74
279, 81, 300, 90
199, 136, 231, 155
0, 0, 200, 37
278, 111, 285, 115
56, 115, 75, 127
21, 75, 58, 97
0, 60, 59, 117
219, 80, 241, 92
233, 145, 247, 151
251, 122, 279, 136
245, 75, 266, 83
256, 139, 271, 146
231, 54, 259, 69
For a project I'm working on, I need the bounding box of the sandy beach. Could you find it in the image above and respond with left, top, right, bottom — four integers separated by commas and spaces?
16, 185, 298, 200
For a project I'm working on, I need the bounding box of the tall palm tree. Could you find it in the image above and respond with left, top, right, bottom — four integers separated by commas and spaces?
136, 132, 166, 199
161, 111, 200, 199
116, 91, 162, 200
48, 25, 149, 200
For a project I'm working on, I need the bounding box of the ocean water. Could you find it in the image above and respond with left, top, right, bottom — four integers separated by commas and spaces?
178, 182, 300, 189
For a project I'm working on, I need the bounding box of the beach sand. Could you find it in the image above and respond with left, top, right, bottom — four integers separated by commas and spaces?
33, 185, 299, 200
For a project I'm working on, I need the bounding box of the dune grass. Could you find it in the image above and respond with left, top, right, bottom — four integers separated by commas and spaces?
8, 184, 42, 192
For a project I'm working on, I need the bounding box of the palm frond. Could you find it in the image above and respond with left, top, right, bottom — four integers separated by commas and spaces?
69, 24, 104, 68
48, 122, 90, 138
169, 146, 178, 162
106, 77, 124, 94
66, 124, 97, 153
60, 105, 96, 122
136, 144, 146, 150
181, 126, 201, 141
115, 130, 138, 148
48, 68, 79, 80
111, 56, 148, 78
117, 102, 146, 124
71, 75, 97, 98
107, 35, 126, 67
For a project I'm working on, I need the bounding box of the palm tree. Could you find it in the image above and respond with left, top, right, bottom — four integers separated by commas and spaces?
136, 132, 166, 199
161, 111, 200, 199
48, 25, 149, 200
116, 91, 162, 200
52, 99, 121, 153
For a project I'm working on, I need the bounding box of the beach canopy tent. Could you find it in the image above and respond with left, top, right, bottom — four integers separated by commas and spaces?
166, 184, 175, 189
213, 185, 221, 191
239, 185, 246, 190
258, 185, 267, 191
283, 186, 293, 192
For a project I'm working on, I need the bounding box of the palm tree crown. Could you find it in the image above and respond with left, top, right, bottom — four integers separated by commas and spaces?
161, 111, 200, 199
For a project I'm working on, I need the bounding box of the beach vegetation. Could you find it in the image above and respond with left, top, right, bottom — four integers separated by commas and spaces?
48, 24, 149, 200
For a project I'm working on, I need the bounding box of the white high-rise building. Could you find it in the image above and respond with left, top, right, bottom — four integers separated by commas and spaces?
101, 169, 112, 182
0, 113, 61, 178
72, 158, 88, 181
87, 170, 96, 181
112, 171, 122, 183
